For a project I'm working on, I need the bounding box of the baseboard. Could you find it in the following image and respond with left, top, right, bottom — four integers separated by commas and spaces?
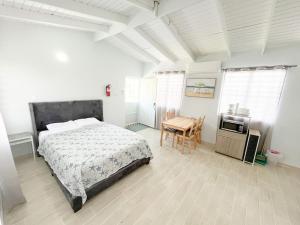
200, 141, 216, 151
14, 153, 33, 162
278, 162, 300, 169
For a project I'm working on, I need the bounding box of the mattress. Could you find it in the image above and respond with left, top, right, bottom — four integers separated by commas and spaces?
37, 123, 152, 204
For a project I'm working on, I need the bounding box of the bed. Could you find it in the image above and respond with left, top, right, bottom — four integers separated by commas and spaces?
29, 100, 152, 212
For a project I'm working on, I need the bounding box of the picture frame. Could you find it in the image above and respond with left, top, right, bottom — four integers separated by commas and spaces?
185, 78, 216, 98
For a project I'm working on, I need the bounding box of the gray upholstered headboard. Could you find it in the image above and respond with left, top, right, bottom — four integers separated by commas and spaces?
29, 100, 103, 148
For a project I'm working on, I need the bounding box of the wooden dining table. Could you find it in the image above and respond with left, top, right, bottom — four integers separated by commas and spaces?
160, 116, 195, 151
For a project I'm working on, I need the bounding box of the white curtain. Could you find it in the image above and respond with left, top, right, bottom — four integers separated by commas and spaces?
155, 72, 184, 129
220, 68, 287, 151
0, 113, 25, 217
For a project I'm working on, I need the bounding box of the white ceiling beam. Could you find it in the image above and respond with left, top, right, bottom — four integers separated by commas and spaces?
95, 0, 205, 41
116, 34, 160, 65
261, 0, 277, 55
157, 0, 205, 17
125, 0, 154, 13
0, 5, 110, 33
134, 28, 177, 63
213, 0, 231, 57
27, 0, 129, 25
160, 16, 195, 62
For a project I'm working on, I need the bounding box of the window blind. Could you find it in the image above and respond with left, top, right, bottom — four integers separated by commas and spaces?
220, 69, 286, 123
156, 73, 184, 110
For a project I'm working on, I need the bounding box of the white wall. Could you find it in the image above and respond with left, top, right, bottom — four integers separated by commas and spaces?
125, 102, 139, 125
271, 68, 300, 168
0, 19, 143, 137
180, 61, 222, 144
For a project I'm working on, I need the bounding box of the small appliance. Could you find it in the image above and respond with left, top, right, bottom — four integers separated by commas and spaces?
220, 114, 250, 134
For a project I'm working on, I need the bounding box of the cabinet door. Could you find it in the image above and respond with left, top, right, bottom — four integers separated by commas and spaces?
216, 135, 230, 155
228, 138, 246, 160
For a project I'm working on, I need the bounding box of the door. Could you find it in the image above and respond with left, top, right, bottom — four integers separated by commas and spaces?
138, 77, 157, 128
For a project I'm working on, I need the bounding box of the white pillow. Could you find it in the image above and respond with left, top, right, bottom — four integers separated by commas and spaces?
74, 117, 101, 127
46, 120, 77, 131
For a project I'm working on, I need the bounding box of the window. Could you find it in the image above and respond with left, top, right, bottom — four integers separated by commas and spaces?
220, 69, 286, 123
154, 72, 185, 128
125, 77, 140, 103
156, 73, 184, 110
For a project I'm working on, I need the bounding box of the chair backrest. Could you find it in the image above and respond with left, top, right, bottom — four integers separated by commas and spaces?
199, 116, 205, 129
194, 116, 205, 134
188, 121, 198, 136
165, 111, 175, 121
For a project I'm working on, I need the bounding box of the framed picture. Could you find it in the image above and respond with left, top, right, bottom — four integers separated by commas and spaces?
185, 78, 216, 98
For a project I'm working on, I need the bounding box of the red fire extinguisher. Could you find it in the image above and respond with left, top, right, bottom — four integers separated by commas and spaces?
105, 84, 111, 96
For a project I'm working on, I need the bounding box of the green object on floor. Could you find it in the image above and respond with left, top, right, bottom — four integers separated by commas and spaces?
255, 153, 267, 166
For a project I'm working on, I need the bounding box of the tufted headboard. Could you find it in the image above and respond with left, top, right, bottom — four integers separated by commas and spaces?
29, 100, 103, 148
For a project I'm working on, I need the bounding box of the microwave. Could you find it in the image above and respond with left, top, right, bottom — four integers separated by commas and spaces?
220, 114, 250, 134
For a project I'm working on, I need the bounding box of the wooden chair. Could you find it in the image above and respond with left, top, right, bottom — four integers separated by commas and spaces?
175, 121, 198, 152
195, 116, 205, 144
162, 111, 176, 147
165, 111, 175, 120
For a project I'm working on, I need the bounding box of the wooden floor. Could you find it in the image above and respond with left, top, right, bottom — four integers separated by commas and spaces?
5, 128, 300, 225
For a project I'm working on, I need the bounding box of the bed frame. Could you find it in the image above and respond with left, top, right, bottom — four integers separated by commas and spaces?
29, 100, 150, 212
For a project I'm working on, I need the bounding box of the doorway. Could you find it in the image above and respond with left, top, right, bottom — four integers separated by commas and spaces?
138, 77, 157, 128
138, 72, 185, 129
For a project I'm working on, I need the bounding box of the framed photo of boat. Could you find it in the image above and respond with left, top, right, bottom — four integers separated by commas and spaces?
185, 78, 216, 98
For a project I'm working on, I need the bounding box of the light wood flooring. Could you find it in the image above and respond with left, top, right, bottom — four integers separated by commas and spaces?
5, 128, 300, 225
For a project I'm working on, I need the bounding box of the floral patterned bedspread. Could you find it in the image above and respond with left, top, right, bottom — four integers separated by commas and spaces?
38, 123, 152, 204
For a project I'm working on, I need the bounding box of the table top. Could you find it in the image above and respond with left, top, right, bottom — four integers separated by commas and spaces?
162, 116, 195, 131
8, 132, 32, 142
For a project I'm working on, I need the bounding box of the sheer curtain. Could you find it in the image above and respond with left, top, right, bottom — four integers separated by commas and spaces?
155, 72, 184, 129
220, 68, 287, 151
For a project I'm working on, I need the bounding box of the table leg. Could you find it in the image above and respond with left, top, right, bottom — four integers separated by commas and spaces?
31, 137, 36, 160
160, 124, 164, 147
182, 130, 186, 153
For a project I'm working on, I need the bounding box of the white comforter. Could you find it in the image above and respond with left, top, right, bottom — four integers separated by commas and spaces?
38, 123, 152, 204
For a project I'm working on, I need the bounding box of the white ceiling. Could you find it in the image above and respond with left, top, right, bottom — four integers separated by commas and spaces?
1, 0, 300, 64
